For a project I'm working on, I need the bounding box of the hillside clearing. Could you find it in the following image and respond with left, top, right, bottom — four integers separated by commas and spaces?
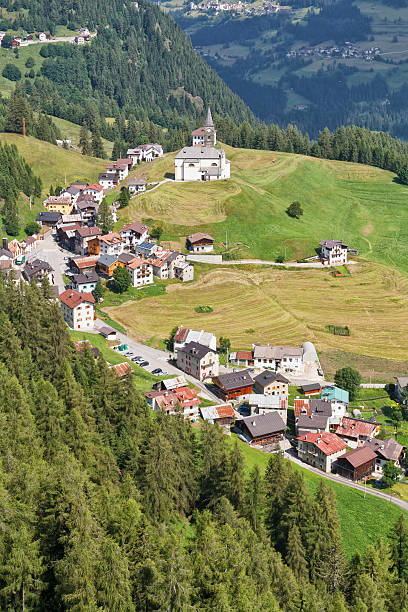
106, 261, 408, 367
118, 145, 408, 274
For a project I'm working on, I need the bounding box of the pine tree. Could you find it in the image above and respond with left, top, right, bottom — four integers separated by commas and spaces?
96, 199, 114, 234
389, 514, 408, 580
92, 278, 103, 303
226, 440, 245, 513
286, 524, 308, 581
79, 122, 92, 156
244, 465, 264, 533
91, 128, 106, 159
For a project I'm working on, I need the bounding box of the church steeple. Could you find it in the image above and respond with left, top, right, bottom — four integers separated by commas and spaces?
204, 107, 214, 128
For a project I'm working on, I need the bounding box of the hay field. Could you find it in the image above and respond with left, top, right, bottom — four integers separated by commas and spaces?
118, 144, 408, 274
106, 261, 408, 363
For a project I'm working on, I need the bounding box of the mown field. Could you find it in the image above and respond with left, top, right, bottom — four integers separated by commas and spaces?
119, 145, 408, 275
106, 261, 408, 369
228, 434, 407, 557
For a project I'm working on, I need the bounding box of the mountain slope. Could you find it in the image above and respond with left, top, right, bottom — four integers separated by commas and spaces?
6, 0, 255, 127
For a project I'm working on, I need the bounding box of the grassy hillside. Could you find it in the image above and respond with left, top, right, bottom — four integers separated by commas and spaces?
0, 44, 46, 98
51, 116, 114, 157
0, 133, 106, 236
229, 435, 407, 558
120, 144, 408, 274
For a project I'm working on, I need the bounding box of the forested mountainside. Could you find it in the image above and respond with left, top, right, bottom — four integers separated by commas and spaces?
164, 0, 408, 139
1, 0, 254, 128
0, 277, 407, 610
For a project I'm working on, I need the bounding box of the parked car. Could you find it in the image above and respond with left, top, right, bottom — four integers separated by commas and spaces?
133, 356, 143, 361
139, 361, 149, 367
318, 368, 323, 376
152, 368, 163, 375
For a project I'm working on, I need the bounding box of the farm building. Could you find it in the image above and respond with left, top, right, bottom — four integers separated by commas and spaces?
336, 447, 377, 481
212, 370, 253, 401
235, 411, 286, 447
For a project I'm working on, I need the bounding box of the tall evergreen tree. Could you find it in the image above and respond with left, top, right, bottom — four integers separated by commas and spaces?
79, 122, 92, 156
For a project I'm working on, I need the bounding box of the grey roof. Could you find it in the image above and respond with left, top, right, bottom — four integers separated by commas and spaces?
254, 370, 290, 387
36, 211, 61, 224
72, 271, 98, 285
213, 369, 253, 391
117, 252, 136, 264
253, 345, 303, 359
204, 107, 214, 128
364, 437, 403, 462
310, 399, 333, 417
239, 411, 286, 438
76, 201, 98, 211
319, 239, 347, 249
136, 241, 155, 250
395, 376, 408, 388
65, 185, 81, 196
175, 146, 223, 160
23, 259, 53, 280
178, 341, 213, 360
248, 394, 285, 409
296, 413, 329, 430
0, 248, 13, 259
98, 254, 117, 267
129, 178, 147, 186
301, 383, 322, 392
166, 251, 181, 263
99, 325, 117, 337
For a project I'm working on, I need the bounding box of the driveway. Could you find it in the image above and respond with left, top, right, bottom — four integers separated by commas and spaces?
285, 448, 408, 511
94, 320, 221, 402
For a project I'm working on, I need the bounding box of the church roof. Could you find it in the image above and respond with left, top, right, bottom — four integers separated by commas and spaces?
204, 107, 214, 128
175, 146, 223, 160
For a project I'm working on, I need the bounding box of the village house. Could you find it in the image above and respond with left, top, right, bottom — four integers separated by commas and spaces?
126, 143, 163, 165
75, 195, 99, 224
395, 376, 408, 401
200, 404, 235, 426
149, 254, 170, 280
127, 258, 154, 287
58, 214, 82, 228
145, 385, 201, 421
134, 241, 157, 258
36, 211, 62, 228
319, 239, 348, 266
106, 162, 129, 181
177, 341, 219, 381
62, 183, 88, 205
38, 32, 51, 41
248, 394, 287, 423
98, 325, 117, 341
253, 344, 303, 372
212, 370, 253, 402
336, 447, 377, 481
116, 158, 134, 171
57, 225, 82, 251
335, 417, 380, 448
99, 232, 125, 256
173, 327, 217, 352
153, 375, 188, 391
82, 184, 104, 203
69, 255, 99, 275
8, 239, 23, 260
296, 413, 330, 436
23, 259, 54, 284
235, 411, 286, 447
174, 260, 194, 282
73, 340, 100, 359
58, 289, 95, 330
20, 235, 37, 253
321, 385, 349, 407
229, 350, 254, 367
253, 370, 289, 399
364, 437, 404, 476
294, 397, 346, 427
97, 254, 120, 277
44, 195, 73, 215
110, 362, 132, 378
70, 271, 98, 293
186, 232, 214, 253
98, 172, 119, 190
300, 382, 322, 396
0, 240, 14, 263
296, 431, 347, 473
74, 226, 102, 255
128, 178, 147, 194
120, 222, 149, 247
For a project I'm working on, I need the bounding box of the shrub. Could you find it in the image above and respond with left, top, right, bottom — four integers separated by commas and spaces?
2, 64, 22, 81
195, 305, 213, 313
286, 201, 303, 218
24, 221, 40, 235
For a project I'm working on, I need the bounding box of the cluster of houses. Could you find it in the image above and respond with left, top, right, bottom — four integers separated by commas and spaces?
98, 143, 163, 193
0, 237, 55, 285
188, 0, 286, 17
287, 42, 381, 62
0, 28, 94, 48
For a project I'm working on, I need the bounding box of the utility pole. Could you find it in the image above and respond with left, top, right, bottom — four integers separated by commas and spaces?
225, 230, 228, 249
22, 117, 26, 137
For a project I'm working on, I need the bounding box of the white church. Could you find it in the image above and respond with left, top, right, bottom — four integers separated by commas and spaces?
174, 108, 230, 182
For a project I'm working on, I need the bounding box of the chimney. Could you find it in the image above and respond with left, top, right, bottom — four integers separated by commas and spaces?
2, 238, 8, 250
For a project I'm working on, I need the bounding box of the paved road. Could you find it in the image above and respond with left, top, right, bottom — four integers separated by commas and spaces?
216, 259, 358, 268
285, 449, 408, 511
93, 320, 221, 402
29, 233, 69, 291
